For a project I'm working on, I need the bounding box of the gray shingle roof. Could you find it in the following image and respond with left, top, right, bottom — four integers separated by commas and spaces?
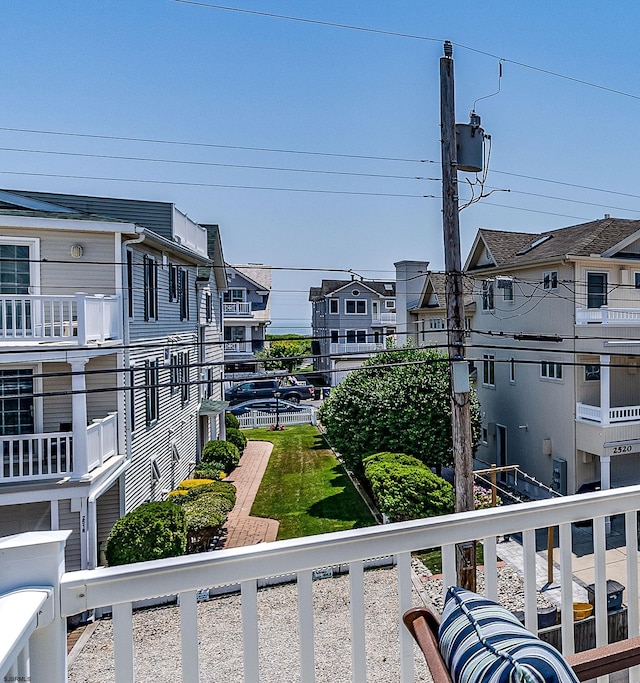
470, 218, 640, 270
309, 279, 395, 300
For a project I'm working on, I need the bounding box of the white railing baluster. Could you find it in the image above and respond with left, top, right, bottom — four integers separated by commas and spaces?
297, 570, 315, 683
442, 543, 456, 598
397, 552, 414, 683
625, 511, 640, 683
113, 602, 135, 683
522, 529, 537, 632
348, 561, 366, 683
593, 516, 608, 652
179, 590, 199, 683
482, 536, 498, 601
241, 580, 260, 682
559, 522, 575, 656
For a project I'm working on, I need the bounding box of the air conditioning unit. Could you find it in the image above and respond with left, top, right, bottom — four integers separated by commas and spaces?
496, 277, 512, 289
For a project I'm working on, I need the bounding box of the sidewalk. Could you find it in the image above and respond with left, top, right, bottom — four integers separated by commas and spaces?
220, 440, 279, 548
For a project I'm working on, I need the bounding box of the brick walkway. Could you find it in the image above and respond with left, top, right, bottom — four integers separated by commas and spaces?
220, 440, 279, 548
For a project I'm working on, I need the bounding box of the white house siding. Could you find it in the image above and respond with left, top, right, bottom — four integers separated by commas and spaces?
125, 336, 200, 512
96, 479, 121, 566
0, 501, 50, 537
58, 498, 82, 571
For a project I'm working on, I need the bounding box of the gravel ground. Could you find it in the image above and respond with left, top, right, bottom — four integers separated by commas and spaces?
68, 567, 431, 683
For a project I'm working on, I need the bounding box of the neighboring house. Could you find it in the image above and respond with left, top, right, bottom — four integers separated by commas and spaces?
223, 263, 271, 378
0, 189, 226, 571
397, 268, 475, 350
394, 260, 430, 345
309, 279, 396, 385
465, 217, 640, 497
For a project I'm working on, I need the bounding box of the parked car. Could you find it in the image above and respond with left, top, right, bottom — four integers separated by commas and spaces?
225, 379, 314, 405
229, 399, 315, 416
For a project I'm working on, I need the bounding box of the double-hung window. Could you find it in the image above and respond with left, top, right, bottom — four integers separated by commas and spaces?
345, 299, 366, 314
329, 298, 338, 314
543, 271, 558, 290
482, 280, 494, 311
179, 268, 189, 320
482, 354, 495, 387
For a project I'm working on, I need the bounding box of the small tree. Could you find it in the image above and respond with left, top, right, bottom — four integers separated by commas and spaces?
257, 334, 312, 373
104, 501, 187, 566
319, 345, 480, 473
225, 412, 240, 430
226, 428, 247, 453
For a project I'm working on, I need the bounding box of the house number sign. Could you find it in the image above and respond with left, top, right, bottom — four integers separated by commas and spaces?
604, 442, 639, 456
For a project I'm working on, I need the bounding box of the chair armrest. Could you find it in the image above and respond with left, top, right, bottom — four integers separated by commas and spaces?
403, 608, 452, 683
565, 635, 640, 681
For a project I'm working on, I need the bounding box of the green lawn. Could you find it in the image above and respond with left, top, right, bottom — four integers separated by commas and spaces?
247, 425, 376, 540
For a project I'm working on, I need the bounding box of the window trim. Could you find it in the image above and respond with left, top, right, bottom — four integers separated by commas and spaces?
509, 358, 516, 384
543, 270, 558, 290
145, 359, 160, 426
329, 298, 339, 314
540, 360, 563, 381
143, 255, 159, 321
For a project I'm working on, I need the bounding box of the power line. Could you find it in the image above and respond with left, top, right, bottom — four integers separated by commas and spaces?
171, 1, 640, 102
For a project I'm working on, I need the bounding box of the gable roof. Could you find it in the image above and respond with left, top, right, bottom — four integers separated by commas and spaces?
412, 272, 474, 310
309, 279, 395, 301
226, 264, 272, 291
465, 218, 640, 271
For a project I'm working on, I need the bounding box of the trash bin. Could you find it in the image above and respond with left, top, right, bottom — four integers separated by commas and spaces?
586, 579, 624, 612
322, 387, 330, 399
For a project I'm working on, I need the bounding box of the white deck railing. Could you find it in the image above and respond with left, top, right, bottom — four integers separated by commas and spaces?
5, 487, 640, 682
0, 294, 122, 344
330, 342, 384, 354
86, 412, 118, 471
1, 412, 119, 482
237, 409, 316, 429
576, 306, 640, 325
224, 301, 252, 315
577, 402, 640, 423
371, 312, 397, 326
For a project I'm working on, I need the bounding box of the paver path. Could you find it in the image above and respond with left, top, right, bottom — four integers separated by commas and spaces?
221, 440, 279, 548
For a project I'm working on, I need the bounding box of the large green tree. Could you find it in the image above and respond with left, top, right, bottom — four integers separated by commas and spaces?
257, 334, 312, 373
318, 345, 480, 472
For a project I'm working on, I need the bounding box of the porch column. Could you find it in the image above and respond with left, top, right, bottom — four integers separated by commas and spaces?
71, 357, 89, 479
600, 355, 611, 426
600, 454, 611, 491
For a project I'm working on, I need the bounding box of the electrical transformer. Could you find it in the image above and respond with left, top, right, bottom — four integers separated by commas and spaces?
456, 111, 484, 173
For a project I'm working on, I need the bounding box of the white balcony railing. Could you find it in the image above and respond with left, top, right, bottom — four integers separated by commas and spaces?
223, 301, 252, 316
1, 412, 119, 483
577, 401, 640, 424
576, 306, 640, 325
225, 341, 253, 354
330, 342, 384, 354
0, 432, 72, 482
5, 486, 640, 681
372, 312, 397, 326
0, 294, 122, 344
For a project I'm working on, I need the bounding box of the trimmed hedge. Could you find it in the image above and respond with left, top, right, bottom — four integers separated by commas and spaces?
177, 478, 215, 490
105, 501, 187, 566
201, 440, 240, 473
226, 428, 247, 453
174, 480, 237, 506
182, 492, 235, 552
363, 452, 454, 522
225, 412, 240, 430
193, 462, 227, 480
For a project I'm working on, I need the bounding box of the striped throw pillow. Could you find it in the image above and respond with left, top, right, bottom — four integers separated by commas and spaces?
438, 586, 579, 683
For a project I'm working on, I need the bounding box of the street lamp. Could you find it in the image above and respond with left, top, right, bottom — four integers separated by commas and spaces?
274, 391, 281, 430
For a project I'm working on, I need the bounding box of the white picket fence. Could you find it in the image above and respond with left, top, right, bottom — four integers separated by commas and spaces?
237, 409, 316, 429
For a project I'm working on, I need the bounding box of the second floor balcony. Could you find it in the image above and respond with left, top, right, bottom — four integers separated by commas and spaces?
330, 342, 384, 355
576, 306, 640, 325
6, 485, 640, 682
371, 311, 397, 326
0, 294, 122, 345
1, 412, 119, 484
223, 301, 252, 316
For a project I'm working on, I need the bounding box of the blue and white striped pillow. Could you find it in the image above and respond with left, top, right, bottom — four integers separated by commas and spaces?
438, 586, 579, 683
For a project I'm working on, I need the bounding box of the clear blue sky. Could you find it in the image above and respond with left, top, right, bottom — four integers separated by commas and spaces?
4, 1, 640, 332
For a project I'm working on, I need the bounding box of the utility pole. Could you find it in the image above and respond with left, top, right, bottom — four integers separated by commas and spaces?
440, 40, 476, 590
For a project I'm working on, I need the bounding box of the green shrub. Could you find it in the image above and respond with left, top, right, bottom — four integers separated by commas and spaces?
194, 462, 227, 480
225, 412, 240, 430
105, 501, 187, 566
177, 478, 215, 490
174, 480, 236, 506
182, 491, 235, 552
363, 452, 454, 522
202, 440, 240, 473
226, 428, 247, 453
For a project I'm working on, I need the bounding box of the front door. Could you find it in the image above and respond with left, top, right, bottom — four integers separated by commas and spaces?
0, 243, 32, 333
0, 369, 34, 436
